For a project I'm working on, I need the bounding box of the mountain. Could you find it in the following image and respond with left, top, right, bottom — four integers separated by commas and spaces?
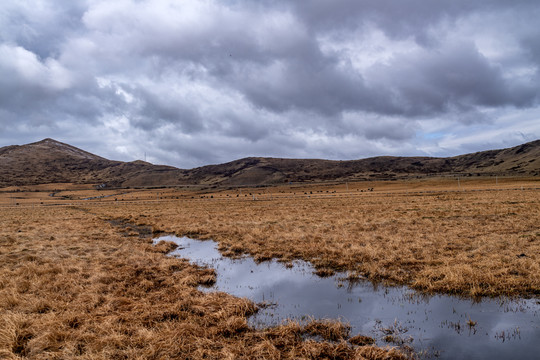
0, 138, 539, 188
0, 138, 189, 187
189, 140, 540, 185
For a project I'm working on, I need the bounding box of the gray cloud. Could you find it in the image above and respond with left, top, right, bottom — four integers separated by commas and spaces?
290, 1, 539, 44
0, 0, 539, 167
129, 86, 204, 133
0, 1, 87, 59
367, 41, 537, 116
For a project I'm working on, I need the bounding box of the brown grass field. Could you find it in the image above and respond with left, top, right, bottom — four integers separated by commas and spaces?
1, 177, 539, 359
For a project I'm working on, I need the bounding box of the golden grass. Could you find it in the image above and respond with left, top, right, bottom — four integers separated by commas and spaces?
1, 177, 539, 358
0, 205, 406, 359
1, 176, 538, 205
77, 178, 540, 298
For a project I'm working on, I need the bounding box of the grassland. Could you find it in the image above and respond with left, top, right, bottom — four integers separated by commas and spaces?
90, 177, 539, 297
1, 177, 539, 359
0, 205, 407, 359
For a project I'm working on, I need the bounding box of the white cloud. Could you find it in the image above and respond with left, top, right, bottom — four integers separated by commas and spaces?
0, 44, 72, 90
0, 0, 539, 167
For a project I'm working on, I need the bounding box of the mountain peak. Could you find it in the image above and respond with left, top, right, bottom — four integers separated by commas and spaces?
25, 138, 107, 161
38, 138, 58, 143
33, 138, 72, 147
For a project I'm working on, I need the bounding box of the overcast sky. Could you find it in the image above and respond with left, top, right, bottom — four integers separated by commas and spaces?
1, 0, 539, 168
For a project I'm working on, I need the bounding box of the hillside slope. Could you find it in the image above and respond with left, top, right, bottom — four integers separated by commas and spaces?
0, 139, 188, 187
1, 138, 539, 187
188, 140, 540, 185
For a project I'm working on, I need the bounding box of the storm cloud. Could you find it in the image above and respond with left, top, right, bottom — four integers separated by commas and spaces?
1, 0, 539, 167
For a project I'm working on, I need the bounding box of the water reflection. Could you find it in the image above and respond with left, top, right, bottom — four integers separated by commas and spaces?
155, 235, 540, 359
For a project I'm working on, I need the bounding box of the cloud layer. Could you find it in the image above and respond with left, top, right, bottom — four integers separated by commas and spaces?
1, 0, 539, 167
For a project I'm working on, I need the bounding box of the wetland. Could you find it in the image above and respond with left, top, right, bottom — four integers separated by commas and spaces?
1, 178, 539, 359
156, 234, 540, 360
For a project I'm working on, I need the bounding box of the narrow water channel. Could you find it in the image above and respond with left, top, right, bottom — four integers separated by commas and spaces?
154, 235, 540, 359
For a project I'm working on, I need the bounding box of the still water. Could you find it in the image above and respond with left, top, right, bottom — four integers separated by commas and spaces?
155, 235, 539, 359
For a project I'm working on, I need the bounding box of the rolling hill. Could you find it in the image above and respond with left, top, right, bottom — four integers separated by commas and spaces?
0, 138, 189, 187
0, 138, 539, 188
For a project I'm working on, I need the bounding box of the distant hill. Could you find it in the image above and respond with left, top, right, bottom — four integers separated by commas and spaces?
0, 138, 189, 187
192, 140, 540, 185
0, 138, 539, 188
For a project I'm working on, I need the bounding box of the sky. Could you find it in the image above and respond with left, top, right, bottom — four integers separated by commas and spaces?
1, 0, 539, 169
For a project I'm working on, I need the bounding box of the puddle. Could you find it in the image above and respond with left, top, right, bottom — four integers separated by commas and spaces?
155, 235, 540, 359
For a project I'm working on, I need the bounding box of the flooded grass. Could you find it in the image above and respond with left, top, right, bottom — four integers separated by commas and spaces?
1, 206, 406, 359
2, 180, 539, 358
87, 182, 540, 298
156, 234, 540, 360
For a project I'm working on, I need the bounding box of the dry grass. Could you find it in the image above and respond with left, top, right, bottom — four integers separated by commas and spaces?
0, 205, 405, 359
1, 178, 539, 358
153, 240, 179, 254
77, 178, 540, 298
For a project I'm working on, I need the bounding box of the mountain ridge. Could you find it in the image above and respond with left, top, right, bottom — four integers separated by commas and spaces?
1, 138, 539, 187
